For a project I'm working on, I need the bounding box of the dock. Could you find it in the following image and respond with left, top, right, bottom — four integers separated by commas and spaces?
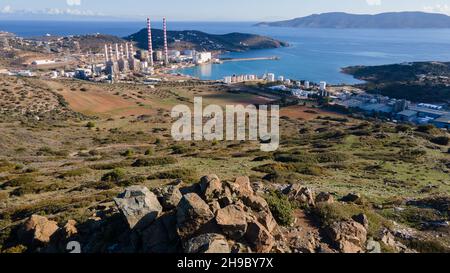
220, 56, 279, 63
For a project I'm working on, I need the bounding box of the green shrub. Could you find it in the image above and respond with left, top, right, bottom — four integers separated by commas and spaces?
101, 168, 126, 183
148, 168, 197, 183
1, 176, 34, 189
405, 239, 450, 253
86, 121, 96, 129
430, 136, 449, 146
121, 149, 135, 157
59, 168, 90, 179
265, 191, 294, 226
171, 145, 191, 155
144, 148, 154, 156
132, 157, 177, 167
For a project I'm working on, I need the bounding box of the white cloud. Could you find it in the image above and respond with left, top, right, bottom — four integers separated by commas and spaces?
366, 0, 381, 6
66, 0, 82, 6
1, 5, 13, 13
423, 4, 450, 15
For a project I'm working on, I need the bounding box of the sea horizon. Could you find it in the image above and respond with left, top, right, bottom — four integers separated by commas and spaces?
2, 20, 450, 84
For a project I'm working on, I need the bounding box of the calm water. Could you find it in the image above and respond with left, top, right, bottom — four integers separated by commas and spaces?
2, 21, 450, 84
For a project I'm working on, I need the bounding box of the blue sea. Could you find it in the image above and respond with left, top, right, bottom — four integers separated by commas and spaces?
2, 20, 450, 84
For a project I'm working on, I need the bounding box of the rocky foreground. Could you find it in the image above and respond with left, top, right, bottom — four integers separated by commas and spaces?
12, 175, 413, 254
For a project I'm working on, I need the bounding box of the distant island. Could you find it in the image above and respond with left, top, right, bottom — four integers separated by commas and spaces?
255, 12, 450, 29
343, 62, 450, 103
125, 29, 288, 52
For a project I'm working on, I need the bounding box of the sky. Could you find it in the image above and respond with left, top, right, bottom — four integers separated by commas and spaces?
0, 0, 450, 21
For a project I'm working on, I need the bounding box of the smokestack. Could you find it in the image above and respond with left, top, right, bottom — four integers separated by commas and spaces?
163, 17, 169, 65
104, 44, 109, 62
147, 18, 154, 67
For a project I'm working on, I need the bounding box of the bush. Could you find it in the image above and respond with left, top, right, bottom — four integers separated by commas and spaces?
416, 124, 435, 133
405, 239, 450, 253
86, 121, 96, 129
131, 157, 177, 167
121, 149, 135, 157
101, 168, 126, 183
144, 148, 154, 156
59, 168, 90, 179
148, 168, 197, 183
1, 176, 34, 189
265, 191, 294, 226
171, 145, 191, 155
430, 136, 449, 146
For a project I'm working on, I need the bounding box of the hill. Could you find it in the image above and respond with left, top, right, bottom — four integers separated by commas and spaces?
343, 62, 450, 103
255, 12, 450, 29
125, 28, 288, 52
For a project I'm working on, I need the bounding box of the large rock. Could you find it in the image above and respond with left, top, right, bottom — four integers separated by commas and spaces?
62, 220, 78, 239
184, 233, 230, 253
114, 186, 163, 230
176, 193, 215, 239
245, 220, 274, 253
142, 212, 179, 253
19, 215, 59, 245
154, 185, 183, 211
216, 205, 248, 239
315, 192, 334, 204
352, 213, 369, 230
341, 193, 361, 203
256, 210, 278, 233
242, 195, 269, 212
283, 184, 315, 207
200, 175, 223, 202
234, 176, 254, 197
327, 220, 367, 253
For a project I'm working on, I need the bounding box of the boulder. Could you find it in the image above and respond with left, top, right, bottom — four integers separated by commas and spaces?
242, 195, 269, 212
154, 185, 183, 211
142, 213, 179, 253
315, 192, 334, 204
62, 220, 78, 239
234, 176, 254, 197
184, 233, 230, 253
327, 220, 367, 253
366, 239, 382, 254
176, 193, 215, 239
352, 213, 369, 230
114, 186, 163, 230
19, 215, 59, 245
283, 184, 315, 207
341, 193, 361, 203
256, 210, 278, 233
216, 205, 248, 239
245, 220, 274, 253
200, 175, 223, 202
208, 201, 222, 214
380, 229, 397, 248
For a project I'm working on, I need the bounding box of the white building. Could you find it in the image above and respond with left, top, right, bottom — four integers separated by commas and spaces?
267, 73, 275, 82
194, 52, 212, 64
278, 76, 284, 82
223, 76, 232, 84
32, 59, 56, 66
304, 81, 310, 89
320, 81, 327, 91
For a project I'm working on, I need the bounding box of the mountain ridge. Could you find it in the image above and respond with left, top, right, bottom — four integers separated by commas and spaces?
125, 28, 288, 52
255, 12, 450, 29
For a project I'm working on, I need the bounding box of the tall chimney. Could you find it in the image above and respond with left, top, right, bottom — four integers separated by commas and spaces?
147, 18, 154, 67
104, 44, 109, 62
163, 17, 169, 65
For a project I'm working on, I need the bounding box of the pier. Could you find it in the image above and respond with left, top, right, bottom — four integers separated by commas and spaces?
220, 56, 279, 63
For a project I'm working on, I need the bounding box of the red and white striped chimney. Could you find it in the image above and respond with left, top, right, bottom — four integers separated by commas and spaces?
163, 17, 169, 65
147, 18, 154, 67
